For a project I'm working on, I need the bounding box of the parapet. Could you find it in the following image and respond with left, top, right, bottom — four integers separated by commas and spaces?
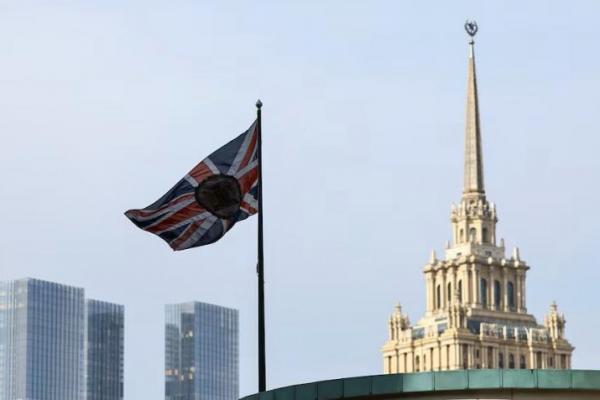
241, 370, 600, 400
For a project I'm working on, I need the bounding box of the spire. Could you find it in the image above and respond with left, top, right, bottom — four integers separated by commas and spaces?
463, 20, 485, 197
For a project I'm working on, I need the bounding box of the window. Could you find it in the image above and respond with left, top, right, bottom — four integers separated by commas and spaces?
447, 282, 452, 302
508, 282, 515, 309
460, 229, 464, 242
487, 347, 493, 368
498, 352, 504, 369
415, 355, 420, 372
469, 227, 477, 242
482, 227, 488, 242
549, 357, 554, 368
561, 354, 566, 369
436, 285, 441, 309
536, 352, 542, 368
509, 354, 515, 369
462, 345, 468, 369
520, 355, 526, 369
458, 281, 463, 303
480, 279, 488, 306
446, 345, 450, 370
424, 354, 427, 371
494, 280, 501, 307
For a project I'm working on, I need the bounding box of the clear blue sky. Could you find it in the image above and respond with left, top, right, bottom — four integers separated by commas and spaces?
1, 1, 600, 398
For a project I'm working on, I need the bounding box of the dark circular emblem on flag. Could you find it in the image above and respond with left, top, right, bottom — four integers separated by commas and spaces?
194, 175, 242, 219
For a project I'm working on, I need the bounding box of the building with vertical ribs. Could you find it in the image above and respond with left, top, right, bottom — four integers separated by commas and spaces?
381, 29, 574, 373
165, 301, 238, 400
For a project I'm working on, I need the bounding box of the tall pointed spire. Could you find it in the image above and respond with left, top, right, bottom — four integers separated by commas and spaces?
463, 20, 484, 197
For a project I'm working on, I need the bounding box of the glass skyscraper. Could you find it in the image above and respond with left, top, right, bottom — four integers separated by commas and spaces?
0, 278, 124, 400
86, 300, 124, 400
165, 302, 238, 400
0, 278, 86, 400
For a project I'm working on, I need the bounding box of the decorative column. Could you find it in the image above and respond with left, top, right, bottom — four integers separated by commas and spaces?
441, 270, 447, 310
450, 267, 457, 307
516, 270, 523, 313
471, 265, 479, 306
521, 271, 527, 312
502, 267, 508, 312
425, 272, 434, 314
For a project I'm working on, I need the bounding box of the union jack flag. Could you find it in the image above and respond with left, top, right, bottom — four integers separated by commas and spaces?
125, 121, 259, 250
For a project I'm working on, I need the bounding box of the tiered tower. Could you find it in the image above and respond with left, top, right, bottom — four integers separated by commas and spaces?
381, 22, 574, 373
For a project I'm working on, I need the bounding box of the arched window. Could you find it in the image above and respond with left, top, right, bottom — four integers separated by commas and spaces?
520, 355, 526, 369
458, 280, 463, 303
508, 282, 515, 309
482, 227, 489, 243
509, 354, 515, 369
498, 352, 504, 369
436, 285, 441, 309
447, 282, 452, 302
415, 355, 420, 372
469, 227, 477, 242
494, 280, 502, 307
480, 278, 488, 307
459, 229, 464, 242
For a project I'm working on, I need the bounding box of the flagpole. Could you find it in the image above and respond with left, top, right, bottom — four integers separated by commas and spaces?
255, 99, 266, 392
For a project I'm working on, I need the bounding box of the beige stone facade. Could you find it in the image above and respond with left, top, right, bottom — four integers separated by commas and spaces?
381, 37, 574, 373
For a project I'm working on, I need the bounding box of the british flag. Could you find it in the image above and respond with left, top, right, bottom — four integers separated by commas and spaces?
125, 120, 259, 250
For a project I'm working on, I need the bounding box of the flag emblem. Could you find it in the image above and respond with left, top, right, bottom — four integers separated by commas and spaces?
125, 120, 259, 250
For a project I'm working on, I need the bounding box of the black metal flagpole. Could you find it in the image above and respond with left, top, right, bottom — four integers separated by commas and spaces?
255, 99, 266, 392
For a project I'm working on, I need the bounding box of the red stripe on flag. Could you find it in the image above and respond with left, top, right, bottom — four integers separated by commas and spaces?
170, 221, 202, 250
236, 168, 258, 193
188, 162, 214, 183
145, 203, 206, 234
238, 127, 258, 171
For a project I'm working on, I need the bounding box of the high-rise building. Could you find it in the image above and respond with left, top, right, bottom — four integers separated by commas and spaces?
86, 300, 124, 400
381, 25, 574, 372
0, 278, 124, 400
165, 302, 238, 400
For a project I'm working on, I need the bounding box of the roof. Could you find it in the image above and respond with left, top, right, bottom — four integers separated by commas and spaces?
241, 370, 600, 400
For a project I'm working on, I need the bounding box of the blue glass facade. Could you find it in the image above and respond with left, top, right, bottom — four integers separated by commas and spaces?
0, 279, 124, 400
0, 278, 85, 400
86, 300, 124, 400
165, 302, 238, 400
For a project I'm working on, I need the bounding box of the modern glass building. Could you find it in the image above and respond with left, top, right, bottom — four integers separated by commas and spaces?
165, 302, 238, 400
86, 300, 124, 400
0, 278, 86, 400
0, 278, 124, 400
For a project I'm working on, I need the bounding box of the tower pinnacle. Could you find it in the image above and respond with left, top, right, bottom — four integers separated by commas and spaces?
463, 20, 484, 197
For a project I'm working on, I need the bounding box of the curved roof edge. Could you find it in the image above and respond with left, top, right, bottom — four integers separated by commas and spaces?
241, 370, 600, 400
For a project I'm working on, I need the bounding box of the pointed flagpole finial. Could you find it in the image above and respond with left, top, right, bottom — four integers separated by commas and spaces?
464, 20, 478, 44
256, 99, 263, 109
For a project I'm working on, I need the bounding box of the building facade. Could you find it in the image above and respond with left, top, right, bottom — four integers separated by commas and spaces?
381, 28, 574, 373
165, 302, 238, 400
86, 300, 124, 400
0, 278, 123, 400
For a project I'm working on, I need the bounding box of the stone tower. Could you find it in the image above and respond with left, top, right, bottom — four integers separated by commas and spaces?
381, 23, 574, 373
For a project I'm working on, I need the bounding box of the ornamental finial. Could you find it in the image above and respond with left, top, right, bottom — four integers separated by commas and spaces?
464, 20, 478, 40
256, 99, 263, 109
